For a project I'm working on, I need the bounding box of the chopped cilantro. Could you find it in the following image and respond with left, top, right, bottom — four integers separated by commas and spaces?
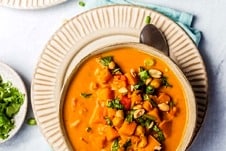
123, 139, 131, 149
0, 75, 24, 140
111, 138, 120, 151
99, 56, 113, 66
27, 118, 37, 126
107, 98, 124, 110
125, 110, 134, 123
161, 76, 172, 87
80, 93, 92, 98
146, 85, 155, 94
138, 70, 150, 82
78, 1, 86, 7
145, 16, 151, 24
153, 125, 165, 142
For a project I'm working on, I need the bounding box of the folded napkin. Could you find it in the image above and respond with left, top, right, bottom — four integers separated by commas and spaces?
87, 0, 201, 46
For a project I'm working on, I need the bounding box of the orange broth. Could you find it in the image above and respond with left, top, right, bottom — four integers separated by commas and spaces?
63, 47, 187, 151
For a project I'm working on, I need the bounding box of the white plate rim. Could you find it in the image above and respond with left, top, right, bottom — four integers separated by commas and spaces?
31, 4, 208, 150
0, 62, 28, 144
0, 0, 66, 10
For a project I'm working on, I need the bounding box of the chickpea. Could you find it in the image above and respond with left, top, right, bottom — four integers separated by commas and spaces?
150, 78, 161, 89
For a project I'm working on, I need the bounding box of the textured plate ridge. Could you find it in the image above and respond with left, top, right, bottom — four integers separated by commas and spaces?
31, 5, 208, 150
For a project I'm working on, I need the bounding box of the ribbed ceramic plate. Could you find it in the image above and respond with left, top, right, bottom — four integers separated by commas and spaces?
0, 62, 28, 143
0, 0, 66, 9
31, 5, 208, 150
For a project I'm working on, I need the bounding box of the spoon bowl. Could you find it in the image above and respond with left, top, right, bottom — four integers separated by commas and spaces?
140, 24, 169, 56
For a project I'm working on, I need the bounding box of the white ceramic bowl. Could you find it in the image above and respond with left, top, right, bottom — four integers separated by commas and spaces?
59, 42, 197, 151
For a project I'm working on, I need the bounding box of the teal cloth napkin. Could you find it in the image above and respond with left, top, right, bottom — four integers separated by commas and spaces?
87, 0, 201, 46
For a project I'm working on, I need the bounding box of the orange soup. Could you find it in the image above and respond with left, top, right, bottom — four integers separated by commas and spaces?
63, 47, 187, 151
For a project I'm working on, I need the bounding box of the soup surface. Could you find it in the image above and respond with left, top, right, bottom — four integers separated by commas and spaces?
63, 47, 187, 151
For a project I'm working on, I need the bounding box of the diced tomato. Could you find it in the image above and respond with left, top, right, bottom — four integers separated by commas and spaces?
121, 96, 131, 110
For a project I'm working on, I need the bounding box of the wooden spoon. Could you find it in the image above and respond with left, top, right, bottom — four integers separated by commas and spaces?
140, 24, 169, 56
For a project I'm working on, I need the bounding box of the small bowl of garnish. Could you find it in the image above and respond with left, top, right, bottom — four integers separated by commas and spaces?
0, 62, 27, 143
59, 43, 196, 151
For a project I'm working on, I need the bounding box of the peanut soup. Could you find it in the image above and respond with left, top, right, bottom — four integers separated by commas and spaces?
63, 47, 187, 151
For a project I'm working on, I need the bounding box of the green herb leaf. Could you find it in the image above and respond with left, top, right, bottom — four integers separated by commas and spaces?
99, 56, 113, 66
107, 98, 124, 110
153, 125, 165, 142
125, 110, 134, 123
169, 100, 175, 108
81, 93, 92, 98
123, 139, 131, 149
133, 81, 144, 90
142, 114, 155, 121
143, 94, 150, 101
149, 98, 158, 107
146, 85, 155, 94
78, 1, 86, 7
111, 138, 120, 151
0, 75, 24, 140
161, 76, 172, 87
27, 117, 37, 126
145, 16, 151, 24
136, 114, 155, 128
138, 70, 150, 82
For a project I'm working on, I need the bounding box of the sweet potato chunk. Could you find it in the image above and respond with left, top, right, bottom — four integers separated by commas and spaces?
97, 87, 113, 101
131, 91, 142, 105
157, 93, 171, 103
125, 72, 137, 85
159, 120, 172, 138
104, 126, 119, 141
147, 108, 161, 123
143, 135, 161, 151
96, 67, 112, 83
111, 75, 127, 90
89, 106, 107, 125
90, 134, 107, 149
119, 121, 137, 136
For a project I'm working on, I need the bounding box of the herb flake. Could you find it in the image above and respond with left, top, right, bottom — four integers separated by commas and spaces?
78, 1, 86, 7
99, 56, 113, 66
107, 98, 124, 110
123, 139, 131, 149
111, 138, 120, 151
153, 125, 165, 142
27, 118, 37, 126
145, 16, 151, 24
80, 93, 92, 98
125, 110, 134, 123
161, 76, 172, 87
